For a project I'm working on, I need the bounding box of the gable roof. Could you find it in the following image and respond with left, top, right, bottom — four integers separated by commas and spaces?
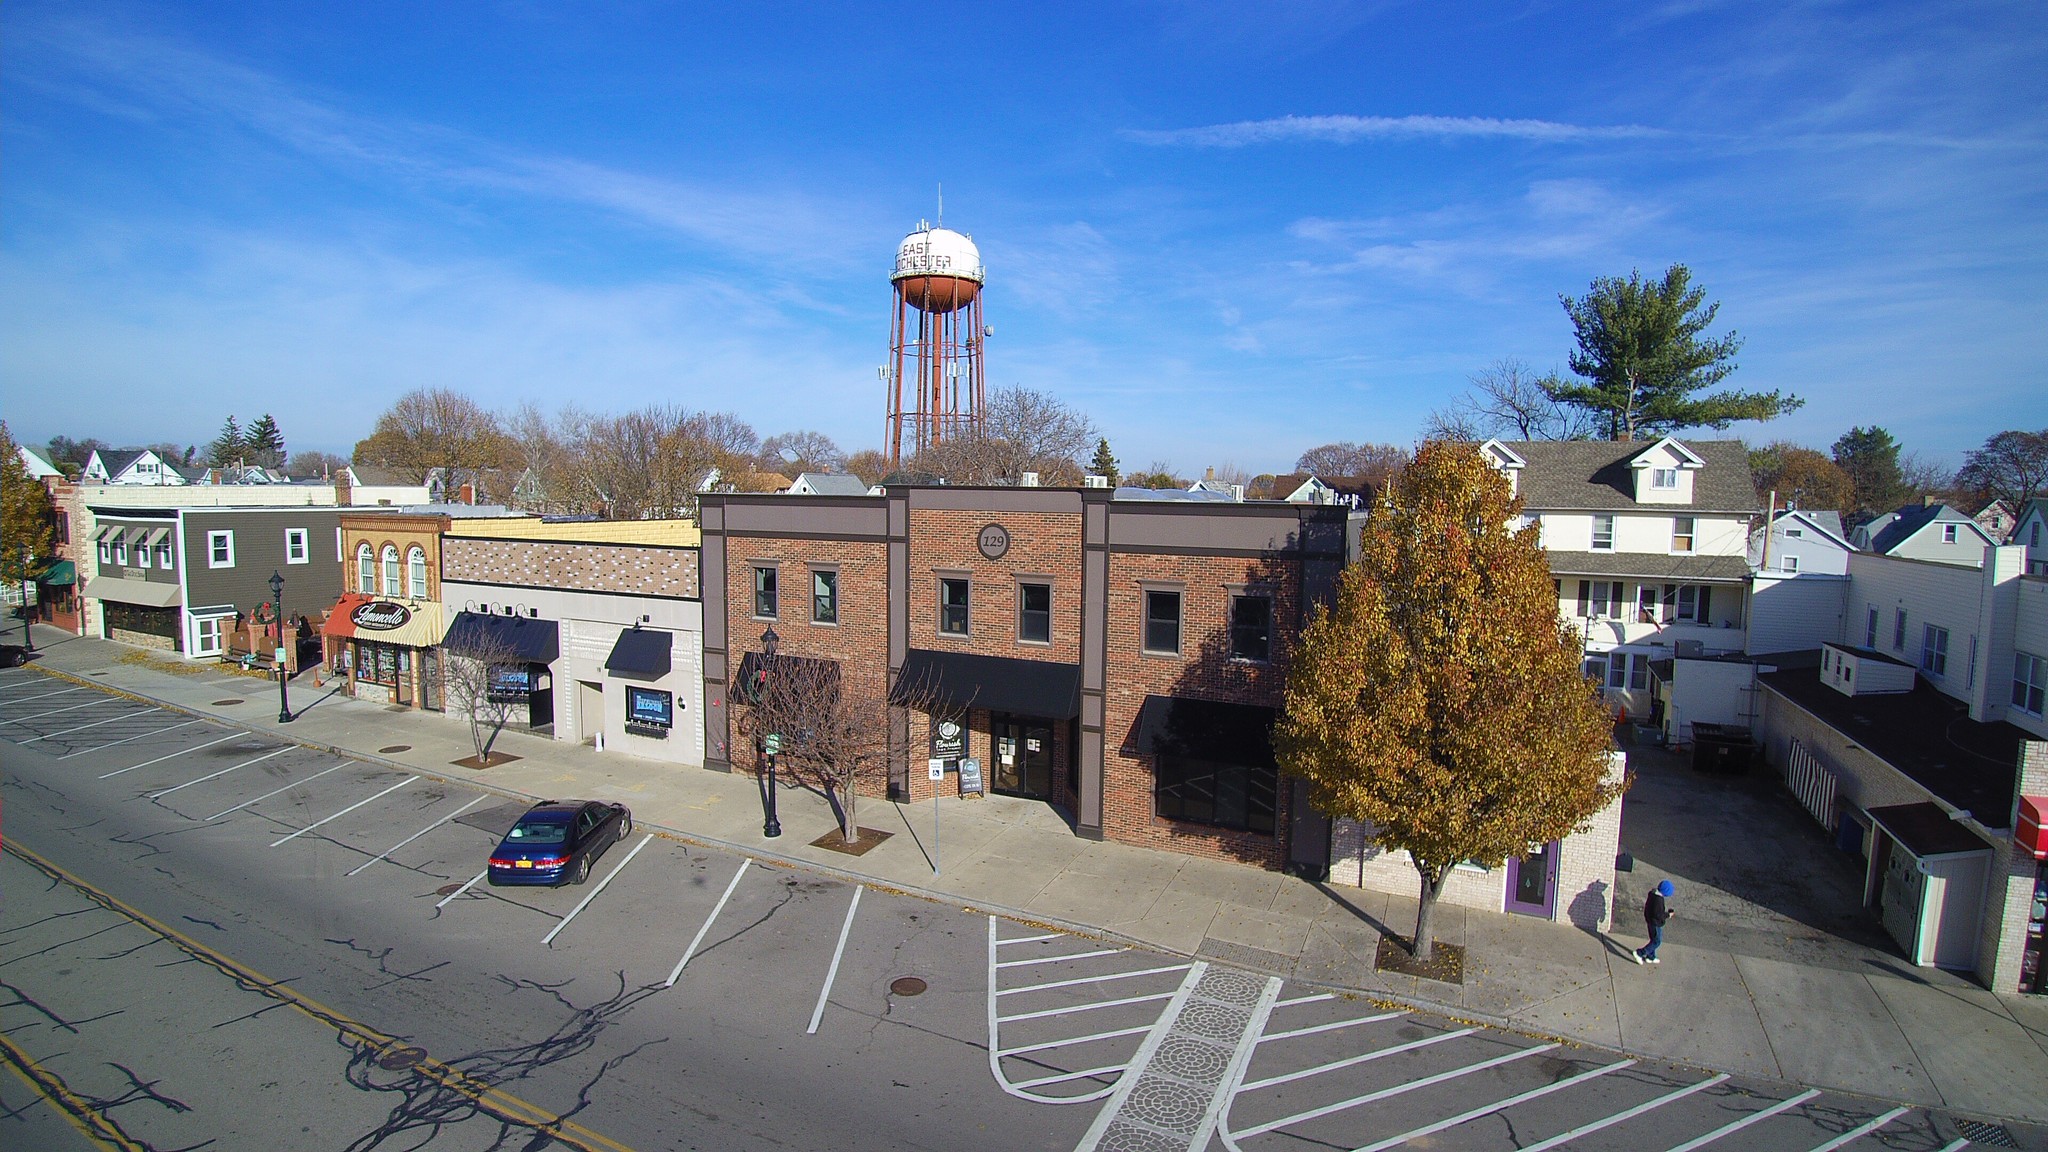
1503, 439, 1757, 513
1864, 503, 1990, 554
1771, 508, 1852, 550
788, 472, 873, 496
94, 449, 145, 478
17, 445, 61, 479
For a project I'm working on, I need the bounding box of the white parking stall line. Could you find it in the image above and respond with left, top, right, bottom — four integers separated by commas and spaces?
1517, 1074, 1730, 1152
1273, 992, 1335, 1008
541, 833, 656, 946
99, 732, 241, 777
270, 776, 418, 847
1801, 1107, 1911, 1152
995, 1024, 1155, 1058
436, 869, 489, 908
1067, 962, 1210, 1135
204, 764, 348, 821
996, 932, 1064, 947
806, 885, 863, 1034
666, 858, 751, 986
20, 707, 160, 744
1237, 1027, 1477, 1093
0, 685, 89, 707
347, 795, 489, 876
1353, 1057, 1638, 1152
1258, 1010, 1405, 1044
1232, 1042, 1559, 1140
997, 947, 1124, 969
2, 698, 113, 727
147, 747, 292, 799
63, 718, 204, 758
996, 991, 1178, 1025
998, 963, 1195, 996
1012, 1063, 1130, 1091
1659, 1089, 1822, 1152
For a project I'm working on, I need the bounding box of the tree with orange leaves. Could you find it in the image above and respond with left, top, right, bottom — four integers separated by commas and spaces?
1275, 440, 1621, 963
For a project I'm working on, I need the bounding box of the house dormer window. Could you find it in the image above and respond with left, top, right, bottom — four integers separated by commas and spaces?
1651, 468, 1678, 489
1592, 514, 1615, 551
1941, 524, 1959, 544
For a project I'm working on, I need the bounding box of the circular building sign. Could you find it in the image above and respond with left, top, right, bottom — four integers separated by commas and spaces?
352, 601, 412, 631
977, 524, 1011, 560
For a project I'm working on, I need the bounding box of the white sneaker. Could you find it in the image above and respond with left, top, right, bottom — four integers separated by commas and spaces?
1645, 956, 1660, 965
1631, 950, 1644, 965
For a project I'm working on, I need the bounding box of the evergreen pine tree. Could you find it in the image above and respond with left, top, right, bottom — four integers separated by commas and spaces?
208, 416, 245, 468
1088, 437, 1119, 485
246, 414, 287, 470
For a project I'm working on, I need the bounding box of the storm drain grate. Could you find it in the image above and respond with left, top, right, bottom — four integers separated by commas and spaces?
376, 1045, 427, 1071
889, 977, 927, 997
1955, 1118, 2017, 1147
379, 745, 411, 754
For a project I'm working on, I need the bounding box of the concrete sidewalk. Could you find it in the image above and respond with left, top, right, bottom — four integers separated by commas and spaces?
12, 625, 2048, 1127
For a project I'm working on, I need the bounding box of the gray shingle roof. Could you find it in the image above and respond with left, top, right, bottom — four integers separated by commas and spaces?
1544, 551, 1751, 582
1865, 503, 1977, 555
1505, 439, 1758, 513
790, 472, 873, 496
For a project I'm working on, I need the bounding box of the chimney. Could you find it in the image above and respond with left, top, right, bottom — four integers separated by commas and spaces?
1229, 483, 1245, 502
460, 482, 476, 504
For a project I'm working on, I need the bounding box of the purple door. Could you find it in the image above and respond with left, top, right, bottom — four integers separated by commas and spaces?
1505, 841, 1559, 918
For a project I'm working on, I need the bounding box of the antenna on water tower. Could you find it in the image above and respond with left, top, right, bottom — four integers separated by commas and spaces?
936, 183, 943, 227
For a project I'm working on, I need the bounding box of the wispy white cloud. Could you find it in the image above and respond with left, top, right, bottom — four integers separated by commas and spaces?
1124, 113, 1665, 147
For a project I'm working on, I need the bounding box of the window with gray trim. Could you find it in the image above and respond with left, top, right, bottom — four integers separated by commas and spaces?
1230, 593, 1271, 661
752, 565, 778, 618
1018, 581, 1050, 643
2014, 651, 2045, 716
1921, 624, 1949, 677
939, 577, 970, 635
1143, 589, 1182, 655
812, 569, 838, 624
1893, 608, 1907, 651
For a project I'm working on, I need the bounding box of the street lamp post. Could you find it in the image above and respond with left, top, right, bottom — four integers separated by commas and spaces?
269, 570, 294, 724
758, 625, 782, 838
19, 546, 34, 652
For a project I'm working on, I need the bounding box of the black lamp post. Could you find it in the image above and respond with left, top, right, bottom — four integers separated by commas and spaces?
269, 570, 294, 723
19, 546, 34, 652
758, 625, 782, 838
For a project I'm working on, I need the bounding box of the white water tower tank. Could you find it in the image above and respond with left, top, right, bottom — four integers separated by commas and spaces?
893, 224, 984, 314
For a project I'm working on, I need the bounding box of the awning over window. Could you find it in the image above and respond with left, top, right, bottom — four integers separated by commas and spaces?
82, 575, 182, 608
326, 594, 446, 648
605, 628, 672, 678
2014, 795, 2045, 861
1132, 695, 1277, 768
443, 611, 559, 663
890, 648, 1081, 720
142, 527, 171, 548
35, 559, 75, 586
733, 651, 841, 702
322, 593, 371, 639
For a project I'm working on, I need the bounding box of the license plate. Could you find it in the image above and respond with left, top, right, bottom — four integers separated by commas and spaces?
514, 859, 532, 868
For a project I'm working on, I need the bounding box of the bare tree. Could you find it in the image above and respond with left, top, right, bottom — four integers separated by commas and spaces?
351, 388, 508, 484
844, 448, 890, 486
562, 405, 737, 519
442, 632, 525, 767
730, 651, 954, 845
760, 430, 845, 476
1292, 442, 1410, 487
1955, 429, 2048, 513
287, 450, 349, 480
505, 402, 573, 514
1898, 450, 1956, 504
912, 385, 1097, 485
1425, 358, 1599, 442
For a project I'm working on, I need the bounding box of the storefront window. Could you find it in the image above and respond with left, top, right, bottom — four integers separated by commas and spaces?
1155, 754, 1276, 834
626, 686, 674, 731
354, 640, 401, 687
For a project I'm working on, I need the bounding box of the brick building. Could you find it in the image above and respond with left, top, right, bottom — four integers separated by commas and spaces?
323, 511, 456, 708
698, 485, 1348, 871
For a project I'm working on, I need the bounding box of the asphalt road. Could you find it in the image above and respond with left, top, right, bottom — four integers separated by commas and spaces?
0, 665, 2015, 1151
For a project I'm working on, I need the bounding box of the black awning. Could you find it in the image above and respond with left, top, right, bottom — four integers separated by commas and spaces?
1868, 802, 1991, 859
1132, 695, 1277, 768
443, 611, 560, 664
733, 651, 841, 704
891, 649, 1082, 720
605, 628, 672, 678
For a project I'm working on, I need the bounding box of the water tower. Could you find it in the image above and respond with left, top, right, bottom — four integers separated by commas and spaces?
883, 220, 987, 467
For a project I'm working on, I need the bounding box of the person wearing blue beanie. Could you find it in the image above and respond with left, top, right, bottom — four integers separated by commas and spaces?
1635, 880, 1675, 964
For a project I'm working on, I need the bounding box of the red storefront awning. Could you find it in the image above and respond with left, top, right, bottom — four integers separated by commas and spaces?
2019, 796, 2048, 861
322, 593, 372, 639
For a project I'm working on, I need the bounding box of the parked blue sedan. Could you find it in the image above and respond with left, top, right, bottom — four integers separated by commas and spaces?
487, 800, 632, 887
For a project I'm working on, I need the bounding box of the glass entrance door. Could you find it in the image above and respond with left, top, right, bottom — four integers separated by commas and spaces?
991, 717, 1053, 799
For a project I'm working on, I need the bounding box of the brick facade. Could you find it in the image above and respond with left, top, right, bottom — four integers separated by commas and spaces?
699, 487, 1349, 872
444, 536, 699, 599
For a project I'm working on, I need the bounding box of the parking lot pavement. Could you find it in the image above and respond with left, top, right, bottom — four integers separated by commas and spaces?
5, 656, 2045, 1147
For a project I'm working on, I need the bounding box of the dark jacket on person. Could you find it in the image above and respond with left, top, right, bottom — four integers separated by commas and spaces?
1644, 891, 1670, 928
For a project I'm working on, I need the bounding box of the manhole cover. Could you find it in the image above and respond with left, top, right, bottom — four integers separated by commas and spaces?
889, 977, 927, 997
379, 745, 411, 754
376, 1045, 428, 1071
211, 699, 244, 706
435, 883, 466, 897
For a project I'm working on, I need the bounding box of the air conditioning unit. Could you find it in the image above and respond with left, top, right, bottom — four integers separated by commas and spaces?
1020, 471, 1040, 488
1084, 475, 1110, 488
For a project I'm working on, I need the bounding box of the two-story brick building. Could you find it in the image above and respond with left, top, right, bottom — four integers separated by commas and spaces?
698, 484, 1348, 871
322, 510, 461, 708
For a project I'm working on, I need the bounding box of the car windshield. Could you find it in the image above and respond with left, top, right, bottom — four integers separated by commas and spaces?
507, 820, 569, 845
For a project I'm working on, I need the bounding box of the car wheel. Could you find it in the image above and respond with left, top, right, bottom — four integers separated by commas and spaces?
618, 814, 632, 841
570, 856, 591, 885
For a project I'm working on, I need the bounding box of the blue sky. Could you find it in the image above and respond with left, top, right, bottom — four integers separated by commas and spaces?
4, 2, 2044, 474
